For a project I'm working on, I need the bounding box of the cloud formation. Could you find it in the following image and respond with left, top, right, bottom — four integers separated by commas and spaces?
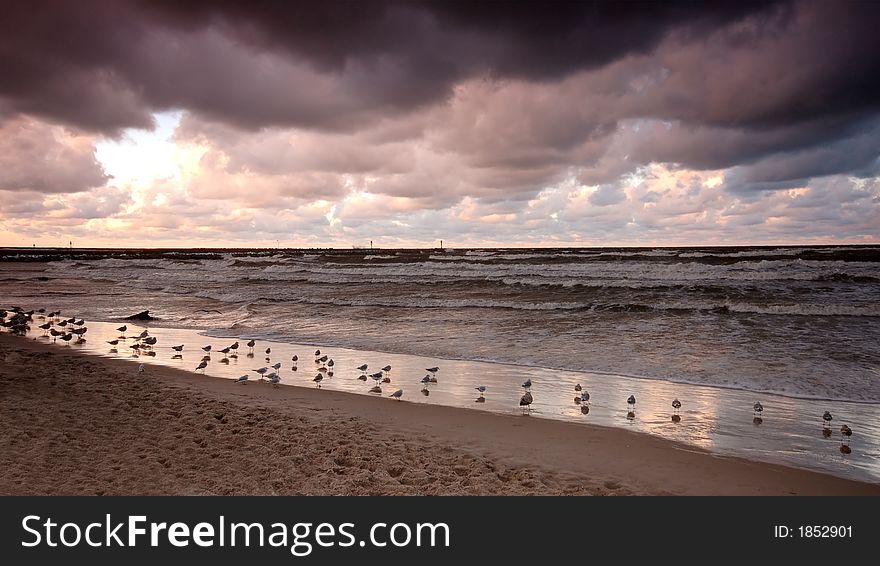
0, 0, 878, 246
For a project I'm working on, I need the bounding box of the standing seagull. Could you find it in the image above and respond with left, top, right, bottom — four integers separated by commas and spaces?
235, 374, 249, 384
475, 386, 487, 403
580, 391, 590, 404
247, 339, 255, 353
138, 364, 145, 373
357, 364, 368, 372
672, 399, 682, 414
202, 345, 212, 354
313, 374, 324, 388
172, 344, 184, 353
522, 378, 532, 390
753, 402, 764, 416
627, 395, 636, 410
426, 366, 439, 375
520, 391, 533, 414
253, 367, 269, 380
390, 389, 403, 401
574, 384, 582, 392
116, 325, 127, 337
195, 360, 208, 372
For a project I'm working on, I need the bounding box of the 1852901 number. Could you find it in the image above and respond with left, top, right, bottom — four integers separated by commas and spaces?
799, 525, 852, 538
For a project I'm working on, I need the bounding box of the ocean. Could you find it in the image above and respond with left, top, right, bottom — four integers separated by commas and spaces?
4, 245, 879, 402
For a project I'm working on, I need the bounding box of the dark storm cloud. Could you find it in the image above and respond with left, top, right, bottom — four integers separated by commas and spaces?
0, 0, 879, 204
1, 0, 783, 134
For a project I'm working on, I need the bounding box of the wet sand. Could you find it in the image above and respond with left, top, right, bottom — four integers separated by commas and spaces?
1, 334, 878, 495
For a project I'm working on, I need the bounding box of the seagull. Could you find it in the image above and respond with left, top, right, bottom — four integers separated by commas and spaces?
235, 374, 248, 384
627, 395, 636, 409
574, 384, 582, 392
49, 328, 62, 342
202, 345, 212, 353
107, 339, 119, 346
672, 399, 682, 412
520, 391, 533, 414
421, 375, 432, 385
426, 366, 439, 374
318, 355, 328, 363
753, 402, 764, 416
230, 341, 239, 352
840, 424, 852, 438
195, 360, 207, 372
253, 367, 269, 380
60, 333, 73, 345
313, 374, 323, 387
823, 411, 833, 424
390, 389, 403, 401
143, 336, 156, 346
220, 346, 231, 356
269, 374, 281, 387
475, 385, 487, 395
314, 349, 321, 357
357, 364, 368, 372
381, 365, 392, 373
291, 355, 299, 363
74, 319, 85, 326
247, 339, 255, 353
116, 325, 127, 336
580, 391, 590, 403
328, 359, 335, 369
38, 322, 51, 334
171, 345, 184, 353
265, 347, 271, 355
138, 364, 145, 373
271, 362, 282, 371
522, 378, 532, 390
136, 330, 149, 340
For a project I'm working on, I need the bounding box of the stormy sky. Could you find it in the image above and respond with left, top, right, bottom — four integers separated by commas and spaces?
1, 0, 878, 247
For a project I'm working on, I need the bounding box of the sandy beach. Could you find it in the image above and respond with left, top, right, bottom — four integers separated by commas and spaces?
2, 334, 877, 496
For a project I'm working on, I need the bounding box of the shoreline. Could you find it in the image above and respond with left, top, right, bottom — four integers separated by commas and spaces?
204, 326, 880, 406
2, 334, 878, 495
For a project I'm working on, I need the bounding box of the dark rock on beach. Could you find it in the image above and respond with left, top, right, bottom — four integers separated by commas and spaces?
125, 310, 155, 321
